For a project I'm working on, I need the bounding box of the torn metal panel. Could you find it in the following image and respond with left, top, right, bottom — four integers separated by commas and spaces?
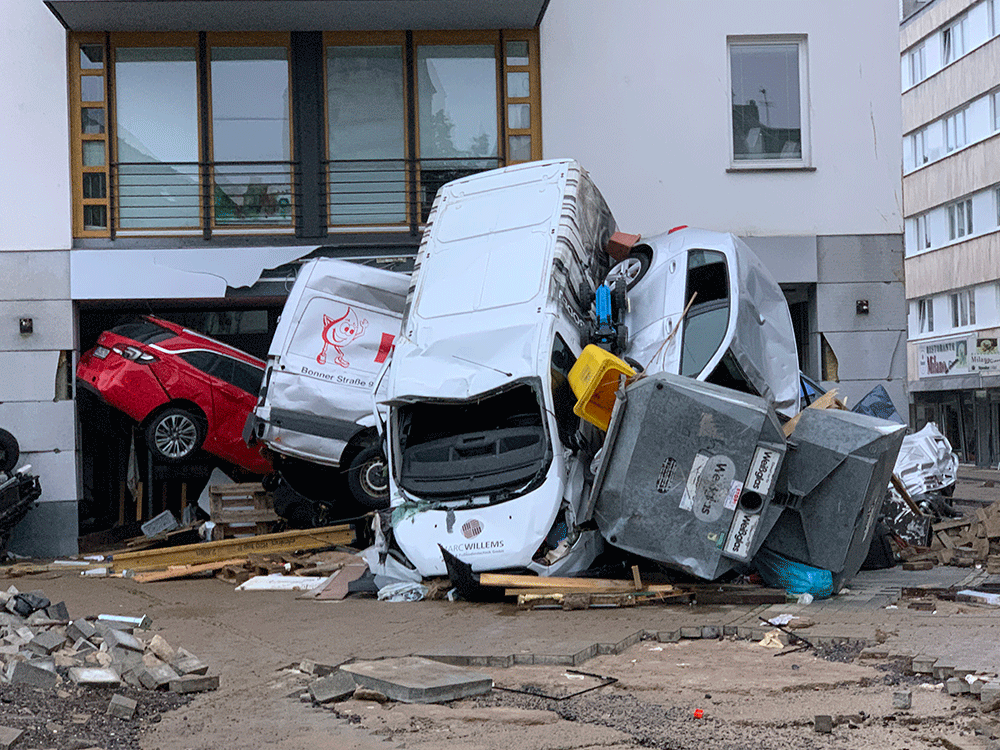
592, 372, 787, 580
894, 422, 959, 497
70, 246, 316, 300
761, 408, 906, 591
252, 258, 409, 467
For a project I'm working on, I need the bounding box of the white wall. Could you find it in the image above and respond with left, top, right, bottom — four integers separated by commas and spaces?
539, 0, 902, 239
1, 0, 71, 251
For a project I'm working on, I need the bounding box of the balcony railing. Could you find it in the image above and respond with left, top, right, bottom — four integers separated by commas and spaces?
105, 156, 500, 239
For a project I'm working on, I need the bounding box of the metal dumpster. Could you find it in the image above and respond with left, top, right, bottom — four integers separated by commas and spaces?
590, 372, 787, 580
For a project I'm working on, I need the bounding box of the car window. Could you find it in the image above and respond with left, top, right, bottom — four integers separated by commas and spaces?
179, 350, 217, 374
232, 360, 265, 395
680, 250, 730, 377
550, 334, 579, 444
110, 319, 174, 345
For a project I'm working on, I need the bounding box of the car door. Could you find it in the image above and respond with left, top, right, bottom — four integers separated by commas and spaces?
204, 354, 269, 471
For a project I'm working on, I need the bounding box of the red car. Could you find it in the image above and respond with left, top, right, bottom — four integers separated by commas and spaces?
77, 316, 271, 475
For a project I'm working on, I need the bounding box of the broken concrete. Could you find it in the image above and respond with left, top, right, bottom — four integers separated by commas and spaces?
309, 670, 357, 704
8, 659, 58, 688
341, 656, 492, 704
69, 667, 121, 686
169, 674, 220, 693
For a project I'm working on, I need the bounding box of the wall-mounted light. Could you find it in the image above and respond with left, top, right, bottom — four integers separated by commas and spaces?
856, 300, 870, 315
19, 318, 33, 335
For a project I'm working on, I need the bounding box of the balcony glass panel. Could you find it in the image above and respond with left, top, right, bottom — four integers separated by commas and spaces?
327, 45, 406, 225
115, 47, 200, 229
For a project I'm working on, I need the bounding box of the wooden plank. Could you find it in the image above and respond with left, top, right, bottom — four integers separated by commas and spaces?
133, 558, 247, 583
889, 474, 924, 516
631, 565, 642, 591
933, 517, 975, 533
782, 389, 845, 437
110, 525, 355, 572
480, 573, 642, 591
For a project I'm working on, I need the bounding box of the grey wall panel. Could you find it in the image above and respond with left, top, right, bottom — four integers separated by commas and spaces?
0, 300, 74, 351
739, 236, 818, 284
0, 351, 62, 402
6, 500, 78, 558
816, 235, 904, 284
17, 450, 79, 504
823, 330, 908, 382
0, 402, 75, 452
0, 251, 71, 300
815, 281, 907, 333
834, 379, 908, 422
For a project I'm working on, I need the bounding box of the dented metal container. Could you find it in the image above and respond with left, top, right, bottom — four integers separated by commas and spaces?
760, 408, 907, 591
591, 372, 787, 580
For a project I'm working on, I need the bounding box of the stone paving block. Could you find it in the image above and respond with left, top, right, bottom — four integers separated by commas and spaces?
103, 627, 143, 653
981, 681, 1000, 703
309, 670, 357, 704
341, 656, 492, 704
680, 627, 701, 639
8, 660, 58, 688
69, 667, 121, 686
597, 631, 641, 655
723, 626, 738, 637
171, 647, 208, 675
814, 715, 833, 733
892, 690, 912, 709
67, 619, 97, 642
169, 674, 220, 694
107, 694, 137, 719
0, 725, 23, 750
147, 634, 175, 663
657, 630, 680, 643
28, 630, 66, 656
971, 679, 986, 695
73, 637, 97, 653
512, 653, 533, 665
933, 660, 956, 680
138, 663, 179, 690
946, 678, 969, 695
911, 655, 936, 674
45, 601, 70, 621
700, 626, 721, 639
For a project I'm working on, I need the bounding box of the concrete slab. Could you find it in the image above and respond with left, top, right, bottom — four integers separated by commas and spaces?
309, 670, 357, 704
341, 656, 492, 704
107, 694, 137, 719
28, 629, 66, 656
169, 674, 220, 693
8, 660, 58, 688
69, 667, 121, 686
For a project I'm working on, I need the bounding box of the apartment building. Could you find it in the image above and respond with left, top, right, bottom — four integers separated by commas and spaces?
902, 0, 1000, 466
3, 0, 902, 555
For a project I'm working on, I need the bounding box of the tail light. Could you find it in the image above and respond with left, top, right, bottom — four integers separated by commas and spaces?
114, 345, 158, 364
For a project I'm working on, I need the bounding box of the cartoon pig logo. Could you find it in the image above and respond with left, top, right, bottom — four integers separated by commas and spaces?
317, 307, 368, 368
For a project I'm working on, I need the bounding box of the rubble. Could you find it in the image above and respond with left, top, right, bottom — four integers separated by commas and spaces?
0, 583, 219, 711
340, 656, 493, 704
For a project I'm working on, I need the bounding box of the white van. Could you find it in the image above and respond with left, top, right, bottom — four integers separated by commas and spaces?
247, 258, 409, 511
384, 160, 616, 577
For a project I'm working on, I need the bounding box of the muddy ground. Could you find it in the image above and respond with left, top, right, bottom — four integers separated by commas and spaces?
1, 573, 997, 750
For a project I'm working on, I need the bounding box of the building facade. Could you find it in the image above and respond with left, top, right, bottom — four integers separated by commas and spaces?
3, 0, 903, 556
901, 0, 1000, 466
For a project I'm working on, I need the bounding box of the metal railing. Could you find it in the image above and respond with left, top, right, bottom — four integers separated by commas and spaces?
107, 156, 500, 238
325, 157, 500, 233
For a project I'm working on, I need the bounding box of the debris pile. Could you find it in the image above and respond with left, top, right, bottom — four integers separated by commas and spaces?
899, 500, 1000, 570
0, 585, 218, 697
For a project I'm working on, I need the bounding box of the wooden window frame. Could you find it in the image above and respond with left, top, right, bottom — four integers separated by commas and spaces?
501, 30, 542, 164
69, 33, 111, 238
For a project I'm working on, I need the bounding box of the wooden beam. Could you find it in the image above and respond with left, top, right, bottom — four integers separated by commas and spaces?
479, 573, 643, 591
133, 558, 247, 583
110, 525, 354, 572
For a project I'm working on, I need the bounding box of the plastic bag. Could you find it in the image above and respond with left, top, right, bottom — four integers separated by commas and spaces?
376, 582, 428, 602
752, 547, 834, 599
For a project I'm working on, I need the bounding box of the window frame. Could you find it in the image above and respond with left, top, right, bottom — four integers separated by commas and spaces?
908, 42, 927, 86
944, 108, 967, 153
726, 35, 811, 171
942, 13, 968, 65
950, 289, 977, 329
70, 33, 113, 238
948, 198, 974, 241
916, 212, 931, 250
918, 298, 935, 334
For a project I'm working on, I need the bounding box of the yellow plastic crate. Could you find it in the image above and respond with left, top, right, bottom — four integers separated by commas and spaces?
568, 345, 636, 431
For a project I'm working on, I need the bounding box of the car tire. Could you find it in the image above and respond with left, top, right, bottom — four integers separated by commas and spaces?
607, 248, 651, 291
0, 428, 19, 474
145, 408, 205, 463
346, 443, 390, 510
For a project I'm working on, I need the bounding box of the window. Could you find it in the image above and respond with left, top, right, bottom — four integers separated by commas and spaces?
951, 290, 976, 328
918, 298, 935, 333
996, 186, 1000, 227
68, 30, 542, 238
948, 198, 974, 240
945, 109, 967, 153
992, 0, 999, 36
911, 128, 927, 167
993, 91, 1000, 132
916, 213, 932, 250
942, 15, 967, 64
908, 42, 926, 85
729, 37, 808, 165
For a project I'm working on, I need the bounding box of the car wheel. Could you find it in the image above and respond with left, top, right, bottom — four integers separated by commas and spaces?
0, 428, 19, 474
347, 444, 390, 510
145, 408, 205, 463
607, 249, 651, 290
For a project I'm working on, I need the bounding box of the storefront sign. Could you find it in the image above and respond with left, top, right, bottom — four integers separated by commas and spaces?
919, 337, 1000, 377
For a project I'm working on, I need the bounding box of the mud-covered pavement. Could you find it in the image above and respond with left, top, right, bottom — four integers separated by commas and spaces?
2, 564, 1000, 750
